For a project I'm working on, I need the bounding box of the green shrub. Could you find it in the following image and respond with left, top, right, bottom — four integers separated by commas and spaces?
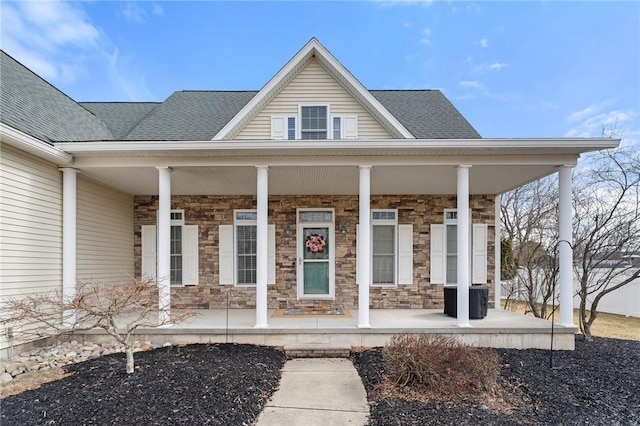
383, 333, 501, 396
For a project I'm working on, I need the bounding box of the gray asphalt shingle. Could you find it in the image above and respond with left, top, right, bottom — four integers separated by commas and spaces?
371, 90, 481, 139
2, 50, 480, 142
0, 51, 113, 142
80, 102, 160, 140
123, 91, 258, 141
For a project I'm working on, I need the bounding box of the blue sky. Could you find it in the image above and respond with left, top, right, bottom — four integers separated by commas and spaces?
1, 1, 638, 147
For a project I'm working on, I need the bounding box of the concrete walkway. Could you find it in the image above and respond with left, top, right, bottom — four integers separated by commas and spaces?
255, 358, 370, 426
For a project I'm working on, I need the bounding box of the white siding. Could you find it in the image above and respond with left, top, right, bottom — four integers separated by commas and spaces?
236, 58, 393, 140
76, 176, 134, 283
0, 143, 63, 297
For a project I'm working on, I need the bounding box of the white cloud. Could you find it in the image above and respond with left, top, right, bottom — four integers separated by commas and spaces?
564, 104, 635, 138
487, 62, 507, 70
152, 4, 164, 16
122, 2, 148, 23
403, 22, 412, 28
472, 62, 509, 74
419, 27, 431, 44
459, 80, 484, 89
476, 38, 488, 48
0, 1, 153, 101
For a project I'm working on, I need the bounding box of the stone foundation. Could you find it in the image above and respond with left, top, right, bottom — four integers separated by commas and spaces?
134, 194, 496, 310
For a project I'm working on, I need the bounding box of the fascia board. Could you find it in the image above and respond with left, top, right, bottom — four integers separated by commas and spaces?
1, 123, 73, 164
54, 138, 621, 154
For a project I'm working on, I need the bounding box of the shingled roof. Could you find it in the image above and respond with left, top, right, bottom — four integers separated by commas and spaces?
1, 49, 481, 142
80, 102, 160, 140
371, 90, 481, 139
0, 51, 113, 142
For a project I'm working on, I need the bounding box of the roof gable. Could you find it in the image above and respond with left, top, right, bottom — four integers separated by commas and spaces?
212, 38, 414, 140
235, 58, 394, 140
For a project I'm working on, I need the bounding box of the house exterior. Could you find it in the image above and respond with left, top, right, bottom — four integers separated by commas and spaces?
0, 39, 618, 352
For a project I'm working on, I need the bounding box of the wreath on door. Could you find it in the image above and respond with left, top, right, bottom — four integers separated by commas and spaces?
305, 234, 326, 253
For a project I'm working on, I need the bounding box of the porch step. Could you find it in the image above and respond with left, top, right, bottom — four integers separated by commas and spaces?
284, 344, 352, 359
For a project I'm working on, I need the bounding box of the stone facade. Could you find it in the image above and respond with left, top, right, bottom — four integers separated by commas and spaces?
134, 194, 496, 310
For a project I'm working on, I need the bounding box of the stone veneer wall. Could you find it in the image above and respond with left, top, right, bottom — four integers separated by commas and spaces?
134, 194, 496, 310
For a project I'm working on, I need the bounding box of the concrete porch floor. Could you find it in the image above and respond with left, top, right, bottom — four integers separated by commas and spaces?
77, 309, 577, 350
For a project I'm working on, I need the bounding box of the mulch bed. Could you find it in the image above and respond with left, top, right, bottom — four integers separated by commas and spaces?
352, 337, 640, 426
1, 343, 286, 426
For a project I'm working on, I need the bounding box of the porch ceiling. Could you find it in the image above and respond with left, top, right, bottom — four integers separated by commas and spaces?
79, 163, 563, 196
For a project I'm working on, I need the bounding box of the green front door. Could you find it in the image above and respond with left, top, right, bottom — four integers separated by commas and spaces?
302, 226, 330, 295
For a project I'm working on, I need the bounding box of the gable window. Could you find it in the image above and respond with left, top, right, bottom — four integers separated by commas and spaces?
170, 210, 184, 286
372, 210, 397, 285
271, 108, 356, 140
234, 210, 257, 285
300, 105, 328, 139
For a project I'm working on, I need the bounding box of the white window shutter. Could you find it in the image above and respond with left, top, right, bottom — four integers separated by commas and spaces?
430, 224, 445, 284
270, 116, 285, 140
219, 225, 234, 285
183, 225, 199, 285
344, 116, 358, 139
355, 224, 359, 285
268, 224, 276, 285
141, 225, 156, 280
472, 224, 488, 284
398, 224, 413, 285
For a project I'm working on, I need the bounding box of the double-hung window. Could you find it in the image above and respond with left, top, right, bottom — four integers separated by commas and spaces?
234, 210, 257, 285
170, 210, 184, 286
372, 210, 398, 286
429, 209, 488, 285
300, 105, 328, 139
271, 105, 357, 140
444, 209, 458, 285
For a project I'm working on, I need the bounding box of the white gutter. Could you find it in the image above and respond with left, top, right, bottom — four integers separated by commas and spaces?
54, 137, 620, 153
1, 123, 73, 164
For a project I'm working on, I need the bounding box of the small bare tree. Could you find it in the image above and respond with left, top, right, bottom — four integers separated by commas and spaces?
572, 147, 640, 340
0, 278, 193, 373
501, 177, 560, 318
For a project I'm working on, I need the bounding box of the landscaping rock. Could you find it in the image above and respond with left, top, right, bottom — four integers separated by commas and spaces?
1, 372, 13, 384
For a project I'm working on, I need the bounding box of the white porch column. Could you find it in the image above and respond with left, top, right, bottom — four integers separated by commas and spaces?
156, 166, 172, 324
255, 165, 269, 328
494, 194, 502, 309
358, 165, 372, 328
457, 165, 472, 327
558, 165, 575, 327
60, 168, 77, 327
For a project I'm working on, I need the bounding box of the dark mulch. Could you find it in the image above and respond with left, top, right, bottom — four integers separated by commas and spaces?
1, 344, 286, 426
352, 337, 640, 426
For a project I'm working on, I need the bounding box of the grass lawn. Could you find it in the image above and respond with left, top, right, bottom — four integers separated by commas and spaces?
501, 300, 640, 341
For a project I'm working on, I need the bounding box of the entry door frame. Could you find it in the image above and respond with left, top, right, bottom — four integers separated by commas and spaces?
296, 208, 335, 300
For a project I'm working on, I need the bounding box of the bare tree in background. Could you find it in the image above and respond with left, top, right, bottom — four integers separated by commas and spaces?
572, 147, 640, 340
501, 142, 640, 340
501, 177, 559, 318
1, 278, 193, 373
